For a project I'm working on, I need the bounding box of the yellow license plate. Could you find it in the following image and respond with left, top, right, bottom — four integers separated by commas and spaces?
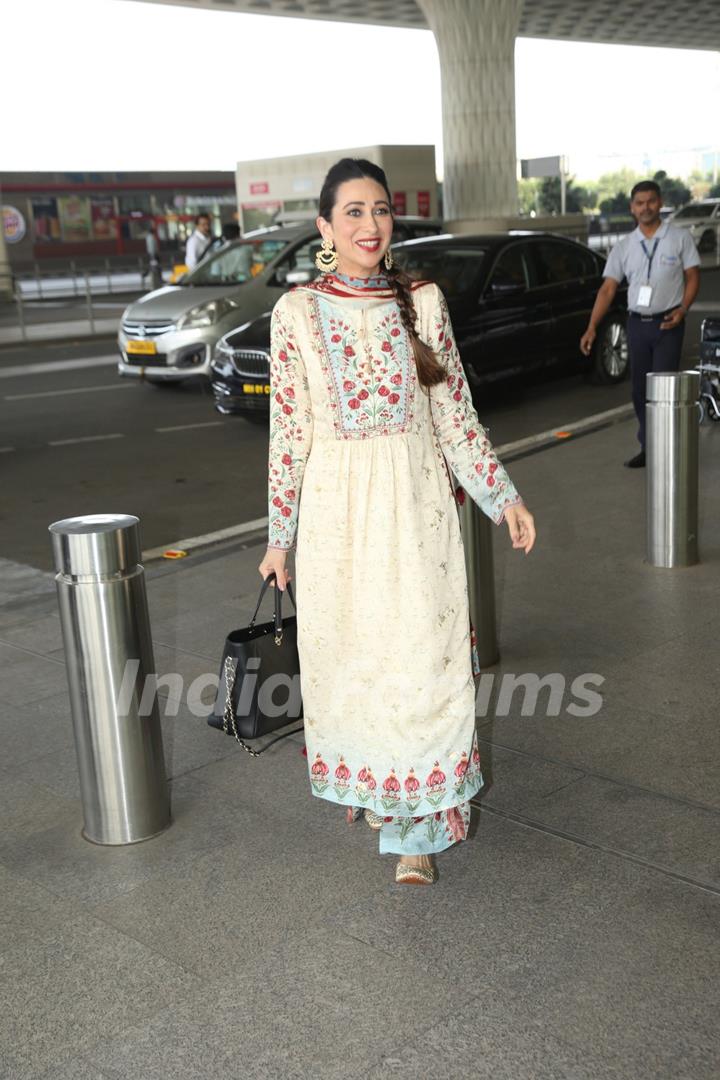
242, 383, 270, 394
126, 340, 158, 356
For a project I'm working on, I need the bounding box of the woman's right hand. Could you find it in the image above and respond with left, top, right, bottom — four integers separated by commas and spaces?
258, 547, 290, 591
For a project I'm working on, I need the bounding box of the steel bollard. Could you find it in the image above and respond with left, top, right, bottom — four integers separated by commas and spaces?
646, 371, 700, 568
456, 490, 499, 667
49, 514, 171, 844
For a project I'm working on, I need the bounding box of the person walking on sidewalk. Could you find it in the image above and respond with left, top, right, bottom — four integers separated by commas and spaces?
144, 225, 162, 290
258, 158, 535, 887
580, 180, 700, 468
185, 213, 213, 271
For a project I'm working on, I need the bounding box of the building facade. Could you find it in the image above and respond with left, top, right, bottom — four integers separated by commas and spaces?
235, 146, 438, 232
0, 171, 236, 269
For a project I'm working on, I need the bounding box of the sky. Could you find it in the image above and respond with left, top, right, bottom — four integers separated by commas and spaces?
2, 0, 719, 182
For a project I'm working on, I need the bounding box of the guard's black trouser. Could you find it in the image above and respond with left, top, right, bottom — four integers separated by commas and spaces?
627, 311, 685, 449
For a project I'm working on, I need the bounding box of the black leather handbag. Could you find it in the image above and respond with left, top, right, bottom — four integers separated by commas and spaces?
207, 573, 303, 756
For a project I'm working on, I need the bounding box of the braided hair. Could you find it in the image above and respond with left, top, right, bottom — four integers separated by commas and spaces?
317, 158, 447, 389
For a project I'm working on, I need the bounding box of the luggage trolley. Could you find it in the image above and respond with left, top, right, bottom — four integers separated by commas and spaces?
696, 317, 720, 423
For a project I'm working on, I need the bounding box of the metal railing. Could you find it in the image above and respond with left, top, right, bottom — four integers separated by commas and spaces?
4, 261, 174, 343
14, 259, 171, 300
12, 272, 106, 341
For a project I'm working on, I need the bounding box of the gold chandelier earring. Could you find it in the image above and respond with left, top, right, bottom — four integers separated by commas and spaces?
384, 248, 394, 270
315, 238, 338, 272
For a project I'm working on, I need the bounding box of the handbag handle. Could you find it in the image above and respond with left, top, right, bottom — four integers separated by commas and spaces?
250, 572, 297, 643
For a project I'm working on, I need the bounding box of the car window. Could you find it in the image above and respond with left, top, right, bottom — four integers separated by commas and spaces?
393, 223, 440, 242
186, 239, 286, 285
393, 246, 488, 299
534, 240, 597, 286
409, 224, 442, 238
674, 203, 717, 219
274, 238, 322, 279
486, 245, 531, 293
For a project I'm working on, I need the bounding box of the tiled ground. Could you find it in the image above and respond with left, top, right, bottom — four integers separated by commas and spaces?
1, 416, 719, 1079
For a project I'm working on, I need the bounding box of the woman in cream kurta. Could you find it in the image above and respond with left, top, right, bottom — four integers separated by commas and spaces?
264, 267, 525, 858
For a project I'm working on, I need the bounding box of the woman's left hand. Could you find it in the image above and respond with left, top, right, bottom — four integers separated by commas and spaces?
504, 503, 536, 554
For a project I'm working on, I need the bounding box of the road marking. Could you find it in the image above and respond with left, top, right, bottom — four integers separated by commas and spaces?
48, 433, 125, 447
495, 403, 634, 458
6, 384, 134, 401
0, 355, 118, 379
143, 518, 269, 560
142, 402, 635, 562
0, 446, 15, 453
155, 421, 224, 433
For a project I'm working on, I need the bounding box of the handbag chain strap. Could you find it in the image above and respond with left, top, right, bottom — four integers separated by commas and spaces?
222, 655, 261, 757
221, 654, 304, 758
220, 574, 303, 757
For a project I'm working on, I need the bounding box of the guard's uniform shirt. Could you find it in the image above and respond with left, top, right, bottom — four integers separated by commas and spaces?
603, 222, 699, 314
185, 229, 211, 270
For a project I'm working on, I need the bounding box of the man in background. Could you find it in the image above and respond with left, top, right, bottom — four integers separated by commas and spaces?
580, 181, 700, 468
185, 213, 213, 271
144, 224, 162, 290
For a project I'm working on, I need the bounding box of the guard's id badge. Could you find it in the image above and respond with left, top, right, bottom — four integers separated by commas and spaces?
637, 285, 653, 308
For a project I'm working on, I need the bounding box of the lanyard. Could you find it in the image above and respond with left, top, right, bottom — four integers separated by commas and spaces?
640, 238, 660, 283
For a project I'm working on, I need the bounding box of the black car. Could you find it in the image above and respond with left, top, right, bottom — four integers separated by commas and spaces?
210, 231, 628, 418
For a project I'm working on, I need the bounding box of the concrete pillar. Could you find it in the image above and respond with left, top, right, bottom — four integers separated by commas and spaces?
417, 0, 521, 223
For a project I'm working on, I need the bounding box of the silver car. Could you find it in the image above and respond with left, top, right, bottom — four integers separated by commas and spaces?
117, 218, 442, 384
670, 198, 720, 253
117, 229, 294, 383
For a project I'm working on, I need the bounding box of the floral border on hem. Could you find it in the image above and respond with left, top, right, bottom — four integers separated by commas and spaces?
307, 739, 484, 818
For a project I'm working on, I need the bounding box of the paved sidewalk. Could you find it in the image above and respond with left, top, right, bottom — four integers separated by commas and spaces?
1, 414, 719, 1079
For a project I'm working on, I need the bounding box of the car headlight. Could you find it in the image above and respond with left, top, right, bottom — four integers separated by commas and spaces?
178, 298, 239, 330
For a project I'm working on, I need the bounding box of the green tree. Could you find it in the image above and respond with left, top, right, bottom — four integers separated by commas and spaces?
537, 176, 595, 214
708, 181, 720, 198
688, 170, 710, 200
652, 170, 691, 208
599, 191, 631, 216
517, 178, 540, 215
595, 168, 642, 208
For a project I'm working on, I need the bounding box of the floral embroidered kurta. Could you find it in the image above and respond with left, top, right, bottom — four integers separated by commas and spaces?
267, 271, 522, 855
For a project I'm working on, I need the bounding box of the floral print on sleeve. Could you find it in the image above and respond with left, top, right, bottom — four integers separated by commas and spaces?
268, 296, 314, 550
427, 285, 523, 525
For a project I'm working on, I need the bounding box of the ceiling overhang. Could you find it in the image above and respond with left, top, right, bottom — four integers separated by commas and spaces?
121, 0, 720, 51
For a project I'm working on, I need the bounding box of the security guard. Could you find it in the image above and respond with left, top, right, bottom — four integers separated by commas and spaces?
581, 180, 700, 467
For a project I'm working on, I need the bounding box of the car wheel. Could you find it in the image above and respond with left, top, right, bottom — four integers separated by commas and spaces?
590, 315, 629, 384
698, 229, 716, 254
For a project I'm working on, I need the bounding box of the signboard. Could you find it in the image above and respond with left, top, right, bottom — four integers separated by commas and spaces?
249, 181, 269, 195
2, 205, 27, 244
520, 156, 563, 179
58, 195, 92, 241
31, 198, 60, 242
393, 191, 407, 215
417, 190, 431, 217
91, 195, 117, 240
